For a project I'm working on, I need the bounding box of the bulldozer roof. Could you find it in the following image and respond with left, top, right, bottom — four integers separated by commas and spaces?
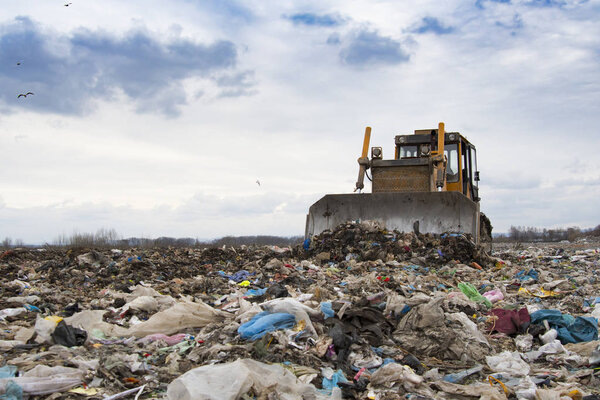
395, 131, 474, 148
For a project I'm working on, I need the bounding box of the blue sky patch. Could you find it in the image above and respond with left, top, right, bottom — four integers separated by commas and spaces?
339, 30, 409, 67
475, 0, 511, 9
413, 17, 455, 35
285, 13, 343, 27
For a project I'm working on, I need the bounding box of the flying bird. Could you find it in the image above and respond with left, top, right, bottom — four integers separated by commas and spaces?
256, 179, 261, 186
64, 2, 72, 6
17, 92, 34, 98
16, 62, 21, 66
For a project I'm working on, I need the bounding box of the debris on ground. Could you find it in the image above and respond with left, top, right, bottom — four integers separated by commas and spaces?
1, 221, 599, 399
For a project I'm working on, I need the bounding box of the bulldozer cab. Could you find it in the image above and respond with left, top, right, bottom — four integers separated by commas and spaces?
392, 129, 480, 202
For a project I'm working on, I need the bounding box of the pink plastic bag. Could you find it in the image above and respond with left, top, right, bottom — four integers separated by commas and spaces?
140, 333, 187, 346
482, 289, 504, 303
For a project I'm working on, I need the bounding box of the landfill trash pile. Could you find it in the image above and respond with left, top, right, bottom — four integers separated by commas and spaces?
0, 221, 599, 399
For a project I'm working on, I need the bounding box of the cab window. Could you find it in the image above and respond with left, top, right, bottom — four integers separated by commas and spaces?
400, 145, 418, 158
444, 143, 459, 182
470, 147, 478, 187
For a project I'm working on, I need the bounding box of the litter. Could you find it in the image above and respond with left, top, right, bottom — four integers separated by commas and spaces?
0, 222, 598, 398
238, 312, 296, 340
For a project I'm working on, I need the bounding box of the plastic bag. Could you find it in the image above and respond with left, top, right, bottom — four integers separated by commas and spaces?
320, 302, 335, 319
166, 358, 336, 400
129, 301, 225, 338
260, 298, 320, 337
238, 312, 296, 340
67, 301, 224, 338
0, 366, 17, 379
458, 283, 492, 308
514, 376, 537, 400
65, 310, 128, 338
485, 351, 530, 376
0, 365, 83, 396
34, 316, 60, 344
0, 381, 22, 400
515, 334, 533, 352
0, 308, 26, 321
482, 289, 504, 303
321, 368, 348, 394
370, 363, 423, 389
540, 329, 558, 344
443, 364, 483, 384
52, 320, 87, 347
126, 296, 159, 313
140, 333, 187, 346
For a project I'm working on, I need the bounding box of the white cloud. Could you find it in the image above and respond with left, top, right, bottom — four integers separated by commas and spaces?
0, 0, 599, 242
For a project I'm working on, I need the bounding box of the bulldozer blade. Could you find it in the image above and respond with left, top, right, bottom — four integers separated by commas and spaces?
305, 191, 480, 242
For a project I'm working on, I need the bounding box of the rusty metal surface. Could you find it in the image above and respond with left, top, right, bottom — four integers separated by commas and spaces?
372, 165, 430, 192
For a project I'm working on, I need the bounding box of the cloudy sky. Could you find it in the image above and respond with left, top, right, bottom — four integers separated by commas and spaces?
1, 0, 599, 244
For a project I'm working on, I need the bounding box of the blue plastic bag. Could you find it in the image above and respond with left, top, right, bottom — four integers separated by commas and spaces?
516, 269, 539, 282
0, 381, 22, 400
321, 370, 348, 394
245, 288, 267, 297
303, 238, 311, 250
238, 312, 296, 340
0, 365, 17, 378
320, 302, 335, 319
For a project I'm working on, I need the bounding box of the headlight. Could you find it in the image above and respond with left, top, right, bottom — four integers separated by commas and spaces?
371, 147, 382, 159
449, 133, 457, 141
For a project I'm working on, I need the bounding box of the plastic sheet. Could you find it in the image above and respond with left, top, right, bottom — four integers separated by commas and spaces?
531, 309, 599, 344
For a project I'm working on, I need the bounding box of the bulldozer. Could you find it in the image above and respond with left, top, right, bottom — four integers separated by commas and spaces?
305, 122, 492, 243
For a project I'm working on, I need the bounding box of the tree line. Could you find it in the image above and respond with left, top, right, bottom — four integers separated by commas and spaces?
1, 228, 303, 249
494, 225, 600, 242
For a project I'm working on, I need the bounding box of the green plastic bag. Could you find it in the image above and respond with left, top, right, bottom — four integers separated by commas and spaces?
458, 282, 492, 308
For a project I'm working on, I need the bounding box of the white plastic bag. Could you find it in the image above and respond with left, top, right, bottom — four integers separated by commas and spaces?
167, 358, 336, 400
486, 351, 530, 376
260, 298, 319, 337
540, 329, 558, 344
0, 308, 26, 321
34, 316, 59, 344
370, 363, 423, 389
126, 296, 159, 313
514, 376, 537, 400
0, 365, 83, 395
127, 301, 224, 337
67, 300, 224, 338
